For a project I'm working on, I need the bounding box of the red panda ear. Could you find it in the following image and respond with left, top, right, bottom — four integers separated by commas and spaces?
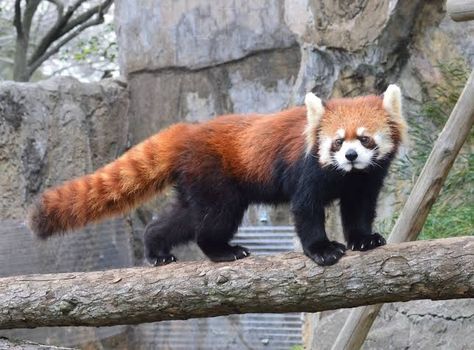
304, 92, 325, 155
383, 84, 402, 117
383, 84, 409, 146
305, 92, 325, 129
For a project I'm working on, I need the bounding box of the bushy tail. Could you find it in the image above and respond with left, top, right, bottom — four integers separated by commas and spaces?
27, 124, 189, 238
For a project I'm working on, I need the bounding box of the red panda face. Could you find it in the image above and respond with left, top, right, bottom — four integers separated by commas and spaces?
304, 85, 407, 172
319, 124, 390, 171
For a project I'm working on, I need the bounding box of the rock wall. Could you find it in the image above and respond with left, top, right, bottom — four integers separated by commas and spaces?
115, 0, 474, 349
0, 0, 472, 348
0, 77, 135, 347
0, 77, 129, 219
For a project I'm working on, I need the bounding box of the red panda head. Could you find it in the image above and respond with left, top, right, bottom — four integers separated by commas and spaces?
304, 85, 407, 172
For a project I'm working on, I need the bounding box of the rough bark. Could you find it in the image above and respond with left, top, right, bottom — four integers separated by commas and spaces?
0, 237, 472, 330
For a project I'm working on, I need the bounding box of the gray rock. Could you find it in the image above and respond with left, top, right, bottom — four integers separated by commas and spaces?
0, 77, 129, 219
115, 0, 296, 73
306, 299, 474, 350
0, 77, 135, 349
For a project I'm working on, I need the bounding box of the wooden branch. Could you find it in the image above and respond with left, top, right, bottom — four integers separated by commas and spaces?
28, 0, 113, 67
27, 13, 106, 77
332, 70, 474, 350
21, 0, 41, 39
60, 0, 113, 36
447, 0, 474, 22
45, 0, 65, 18
13, 0, 23, 38
0, 237, 473, 330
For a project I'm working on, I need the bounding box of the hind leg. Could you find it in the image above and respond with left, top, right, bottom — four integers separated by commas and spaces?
144, 201, 195, 266
191, 194, 249, 262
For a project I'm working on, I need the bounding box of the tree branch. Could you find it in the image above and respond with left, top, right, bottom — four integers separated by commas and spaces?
45, 0, 65, 18
21, 0, 41, 40
28, 0, 113, 67
0, 237, 472, 330
27, 12, 106, 77
60, 0, 113, 36
13, 0, 23, 38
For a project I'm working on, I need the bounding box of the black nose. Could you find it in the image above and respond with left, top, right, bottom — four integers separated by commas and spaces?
345, 149, 358, 161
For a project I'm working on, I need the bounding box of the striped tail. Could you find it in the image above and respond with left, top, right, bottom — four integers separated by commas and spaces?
27, 124, 189, 238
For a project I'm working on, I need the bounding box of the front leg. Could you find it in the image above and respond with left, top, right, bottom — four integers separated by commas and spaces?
292, 204, 346, 266
340, 177, 386, 251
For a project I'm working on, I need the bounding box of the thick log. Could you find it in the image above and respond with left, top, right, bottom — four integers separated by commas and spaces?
331, 70, 474, 350
0, 237, 473, 330
447, 0, 474, 22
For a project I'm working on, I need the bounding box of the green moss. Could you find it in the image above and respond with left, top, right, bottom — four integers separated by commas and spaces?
290, 345, 304, 350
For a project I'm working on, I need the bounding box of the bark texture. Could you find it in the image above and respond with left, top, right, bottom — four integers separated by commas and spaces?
0, 237, 473, 330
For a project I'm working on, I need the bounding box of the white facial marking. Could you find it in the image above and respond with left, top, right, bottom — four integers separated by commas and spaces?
318, 136, 333, 165
374, 132, 394, 160
356, 127, 366, 136
336, 129, 345, 138
333, 140, 375, 171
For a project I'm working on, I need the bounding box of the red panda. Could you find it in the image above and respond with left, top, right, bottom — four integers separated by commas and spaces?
27, 85, 407, 266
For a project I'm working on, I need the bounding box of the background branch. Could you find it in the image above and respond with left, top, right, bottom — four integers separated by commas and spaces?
28, 0, 112, 67
13, 0, 23, 38
27, 12, 106, 76
0, 237, 472, 330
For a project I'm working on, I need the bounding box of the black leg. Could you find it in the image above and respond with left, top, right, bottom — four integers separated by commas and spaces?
194, 201, 249, 262
144, 201, 195, 266
292, 203, 346, 266
340, 174, 386, 251
186, 178, 250, 263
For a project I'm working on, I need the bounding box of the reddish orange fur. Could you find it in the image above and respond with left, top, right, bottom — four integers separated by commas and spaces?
321, 96, 390, 139
28, 97, 398, 238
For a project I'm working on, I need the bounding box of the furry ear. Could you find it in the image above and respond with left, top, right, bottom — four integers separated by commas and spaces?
383, 84, 408, 146
383, 84, 402, 117
304, 92, 325, 155
305, 92, 325, 128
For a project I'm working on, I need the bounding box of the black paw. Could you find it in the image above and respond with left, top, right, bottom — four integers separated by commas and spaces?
349, 233, 386, 251
304, 241, 346, 266
205, 244, 251, 262
151, 254, 177, 266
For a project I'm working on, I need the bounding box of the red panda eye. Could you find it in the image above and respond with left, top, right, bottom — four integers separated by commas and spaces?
360, 136, 370, 145
335, 138, 344, 146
